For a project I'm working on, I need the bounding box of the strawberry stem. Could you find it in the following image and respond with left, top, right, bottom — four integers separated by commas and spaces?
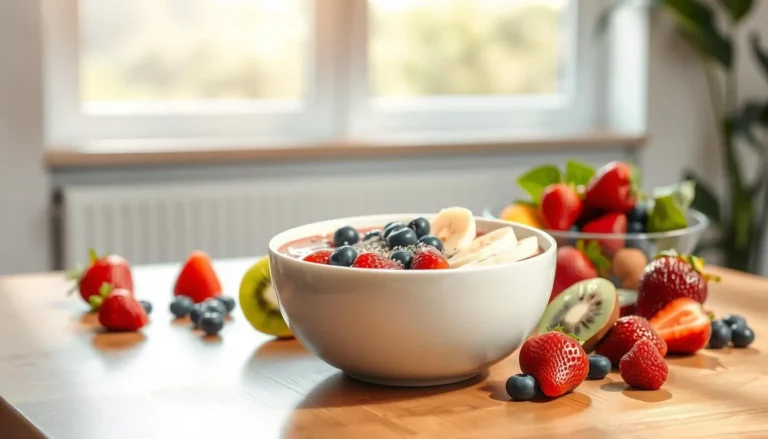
88, 248, 99, 265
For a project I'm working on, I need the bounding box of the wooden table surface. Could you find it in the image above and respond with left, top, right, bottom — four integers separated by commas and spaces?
1, 259, 767, 439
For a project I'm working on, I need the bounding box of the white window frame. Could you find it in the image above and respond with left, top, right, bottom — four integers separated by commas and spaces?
43, 0, 608, 145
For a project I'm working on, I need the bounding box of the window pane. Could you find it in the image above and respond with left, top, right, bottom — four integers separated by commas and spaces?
79, 0, 309, 103
369, 0, 569, 98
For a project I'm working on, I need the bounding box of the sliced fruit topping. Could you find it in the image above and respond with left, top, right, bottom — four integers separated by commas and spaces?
649, 298, 711, 354
595, 316, 668, 365
582, 212, 627, 257
239, 256, 293, 338
537, 278, 619, 352
540, 183, 582, 231
67, 249, 134, 309
174, 250, 222, 304
619, 339, 668, 390
410, 247, 449, 270
429, 207, 477, 255
329, 246, 358, 267
505, 374, 539, 401
519, 329, 589, 398
460, 236, 539, 268
333, 226, 360, 247
351, 253, 403, 270
587, 354, 611, 380
584, 161, 638, 213
97, 286, 149, 332
170, 295, 195, 319
448, 227, 517, 268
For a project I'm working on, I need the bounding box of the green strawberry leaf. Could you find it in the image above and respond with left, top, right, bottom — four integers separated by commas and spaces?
564, 160, 596, 186
548, 325, 581, 342
88, 248, 99, 265
516, 165, 562, 203
513, 199, 539, 208
576, 240, 611, 278
648, 193, 688, 233
89, 295, 103, 311
99, 283, 114, 298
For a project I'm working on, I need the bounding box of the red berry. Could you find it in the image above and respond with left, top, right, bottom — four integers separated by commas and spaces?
649, 297, 711, 354
540, 184, 582, 231
410, 247, 449, 270
581, 212, 627, 257
70, 250, 134, 309
595, 316, 668, 365
98, 288, 148, 332
303, 249, 332, 265
635, 253, 717, 319
173, 250, 222, 304
584, 161, 637, 213
351, 253, 402, 270
519, 330, 589, 398
620, 339, 668, 390
551, 246, 598, 302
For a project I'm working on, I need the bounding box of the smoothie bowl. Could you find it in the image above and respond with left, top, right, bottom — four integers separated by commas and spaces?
267, 208, 557, 387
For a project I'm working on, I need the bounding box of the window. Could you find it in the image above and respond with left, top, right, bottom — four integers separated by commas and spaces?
44, 0, 605, 145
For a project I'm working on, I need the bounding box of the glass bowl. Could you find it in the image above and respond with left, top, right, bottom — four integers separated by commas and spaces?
482, 207, 709, 314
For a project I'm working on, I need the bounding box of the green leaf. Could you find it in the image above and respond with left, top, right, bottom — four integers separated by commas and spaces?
99, 283, 114, 298
661, 0, 733, 67
750, 33, 768, 88
683, 170, 721, 223
732, 101, 768, 148
516, 165, 562, 203
88, 248, 99, 265
648, 193, 689, 232
576, 240, 612, 277
89, 295, 103, 311
653, 180, 696, 212
717, 0, 754, 22
564, 160, 596, 186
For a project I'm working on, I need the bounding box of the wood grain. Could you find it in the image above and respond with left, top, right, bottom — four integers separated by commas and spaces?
0, 260, 766, 439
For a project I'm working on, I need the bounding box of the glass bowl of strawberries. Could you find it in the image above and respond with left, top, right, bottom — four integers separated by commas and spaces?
485, 160, 710, 309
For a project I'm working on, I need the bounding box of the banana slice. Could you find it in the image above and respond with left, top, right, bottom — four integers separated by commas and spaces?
460, 236, 540, 268
448, 227, 518, 268
430, 207, 477, 255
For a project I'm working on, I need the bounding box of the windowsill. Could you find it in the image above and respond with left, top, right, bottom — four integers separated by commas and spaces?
45, 130, 646, 169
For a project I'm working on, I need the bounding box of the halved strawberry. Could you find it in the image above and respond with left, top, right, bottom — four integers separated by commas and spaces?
582, 212, 627, 257
174, 250, 222, 303
649, 297, 712, 354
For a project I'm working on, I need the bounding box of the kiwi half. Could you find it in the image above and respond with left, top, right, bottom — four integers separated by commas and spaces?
535, 278, 619, 352
239, 256, 293, 338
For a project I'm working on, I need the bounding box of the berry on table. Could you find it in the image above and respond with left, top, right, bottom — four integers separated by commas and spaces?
333, 226, 360, 247
707, 320, 732, 349
170, 295, 195, 318
387, 228, 418, 248
190, 304, 204, 326
410, 247, 449, 270
329, 246, 358, 267
383, 222, 406, 239
595, 316, 667, 365
389, 249, 413, 269
418, 235, 444, 252
723, 314, 747, 331
519, 329, 589, 398
505, 374, 538, 401
303, 249, 332, 265
198, 311, 225, 336
619, 339, 668, 390
731, 326, 755, 348
408, 217, 431, 238
139, 300, 153, 315
201, 298, 227, 316
215, 295, 236, 314
587, 354, 611, 380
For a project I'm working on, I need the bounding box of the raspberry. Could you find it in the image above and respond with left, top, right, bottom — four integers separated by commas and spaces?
410, 247, 449, 270
619, 339, 668, 390
303, 249, 333, 265
351, 253, 402, 270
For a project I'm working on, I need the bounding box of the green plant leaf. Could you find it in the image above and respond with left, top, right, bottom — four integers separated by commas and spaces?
516, 165, 562, 203
89, 295, 103, 311
683, 170, 721, 223
88, 248, 99, 265
750, 33, 768, 88
732, 101, 768, 148
717, 0, 754, 22
648, 193, 689, 232
576, 240, 612, 277
564, 160, 596, 186
661, 0, 733, 67
99, 283, 114, 298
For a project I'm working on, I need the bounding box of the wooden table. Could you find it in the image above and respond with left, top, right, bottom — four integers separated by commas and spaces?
1, 260, 766, 439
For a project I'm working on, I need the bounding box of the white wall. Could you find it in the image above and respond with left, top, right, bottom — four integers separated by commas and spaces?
0, 0, 51, 275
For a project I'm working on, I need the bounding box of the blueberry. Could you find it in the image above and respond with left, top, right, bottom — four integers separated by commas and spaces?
333, 226, 359, 247
363, 230, 382, 241
627, 221, 645, 234
408, 217, 431, 238
731, 326, 755, 348
201, 298, 227, 316
505, 374, 538, 401
627, 203, 649, 225
189, 304, 204, 326
387, 227, 419, 248
587, 354, 612, 379
383, 222, 406, 239
707, 320, 732, 349
198, 311, 225, 336
139, 300, 153, 315
418, 235, 444, 252
329, 245, 358, 267
390, 249, 413, 269
215, 295, 236, 314
723, 314, 747, 330
170, 296, 195, 318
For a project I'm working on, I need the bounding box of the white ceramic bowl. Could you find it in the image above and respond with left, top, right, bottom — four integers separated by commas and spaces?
268, 214, 557, 387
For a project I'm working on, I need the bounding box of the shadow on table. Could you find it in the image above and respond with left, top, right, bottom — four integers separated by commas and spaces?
482, 380, 593, 407
91, 331, 146, 351
600, 380, 673, 403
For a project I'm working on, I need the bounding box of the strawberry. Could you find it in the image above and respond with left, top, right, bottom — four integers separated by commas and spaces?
619, 339, 668, 390
67, 249, 134, 310
97, 286, 148, 332
595, 316, 668, 365
635, 251, 720, 319
649, 297, 712, 354
540, 184, 582, 231
303, 249, 332, 265
519, 329, 589, 398
584, 161, 638, 213
410, 247, 449, 270
582, 212, 627, 257
550, 241, 610, 302
173, 250, 222, 304
351, 253, 403, 270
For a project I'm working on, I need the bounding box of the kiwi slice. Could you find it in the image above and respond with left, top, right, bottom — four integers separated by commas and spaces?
535, 278, 619, 352
239, 256, 293, 338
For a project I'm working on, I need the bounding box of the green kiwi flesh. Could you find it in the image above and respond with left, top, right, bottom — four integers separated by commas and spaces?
536, 278, 619, 352
239, 256, 293, 338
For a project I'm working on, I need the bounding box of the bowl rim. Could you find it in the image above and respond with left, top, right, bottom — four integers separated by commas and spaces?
483, 207, 709, 240
268, 212, 557, 274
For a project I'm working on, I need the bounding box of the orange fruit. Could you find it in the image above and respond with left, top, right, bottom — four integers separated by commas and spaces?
499, 203, 544, 229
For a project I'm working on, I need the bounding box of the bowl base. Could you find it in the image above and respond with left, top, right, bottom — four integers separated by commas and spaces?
344, 371, 480, 387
